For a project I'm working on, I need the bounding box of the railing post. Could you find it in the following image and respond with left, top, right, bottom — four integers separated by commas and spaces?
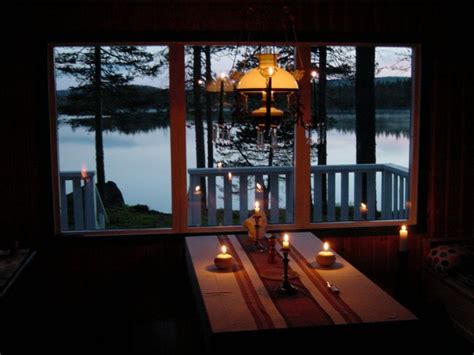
72, 177, 84, 230
285, 172, 294, 223
239, 175, 248, 223
367, 171, 376, 220
208, 175, 217, 225
354, 172, 362, 220
327, 172, 336, 222
382, 170, 392, 219
224, 174, 233, 225
84, 173, 97, 229
393, 174, 399, 219
314, 172, 323, 222
270, 174, 279, 223
340, 172, 349, 221
255, 174, 264, 206
60, 176, 69, 231
189, 174, 201, 226
399, 175, 404, 219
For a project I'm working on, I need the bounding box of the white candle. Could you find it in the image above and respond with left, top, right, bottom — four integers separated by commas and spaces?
360, 203, 368, 218
399, 225, 408, 252
316, 242, 336, 267
194, 185, 201, 195
254, 201, 260, 214
214, 245, 233, 270
282, 233, 290, 250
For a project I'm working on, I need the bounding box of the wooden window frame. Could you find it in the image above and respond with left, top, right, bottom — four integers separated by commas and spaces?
48, 42, 420, 236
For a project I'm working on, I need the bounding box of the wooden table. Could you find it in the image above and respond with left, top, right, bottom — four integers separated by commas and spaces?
186, 232, 418, 352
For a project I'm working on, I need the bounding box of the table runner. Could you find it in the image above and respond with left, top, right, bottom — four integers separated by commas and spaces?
186, 232, 416, 333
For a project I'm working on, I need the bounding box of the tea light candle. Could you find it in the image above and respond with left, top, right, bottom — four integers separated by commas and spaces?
399, 225, 408, 252
281, 233, 290, 250
214, 245, 233, 270
316, 242, 336, 267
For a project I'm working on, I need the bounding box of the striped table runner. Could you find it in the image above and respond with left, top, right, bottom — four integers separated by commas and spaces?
186, 232, 416, 334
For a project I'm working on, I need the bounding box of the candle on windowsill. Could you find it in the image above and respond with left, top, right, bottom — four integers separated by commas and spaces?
214, 245, 233, 270
281, 233, 290, 251
399, 225, 408, 252
316, 242, 336, 267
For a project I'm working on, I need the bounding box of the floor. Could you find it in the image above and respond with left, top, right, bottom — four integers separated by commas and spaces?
1, 242, 472, 354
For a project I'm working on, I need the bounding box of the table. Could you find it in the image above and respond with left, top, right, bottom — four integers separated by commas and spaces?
186, 232, 418, 352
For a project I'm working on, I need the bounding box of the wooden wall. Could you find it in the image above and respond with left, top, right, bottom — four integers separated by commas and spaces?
5, 0, 473, 250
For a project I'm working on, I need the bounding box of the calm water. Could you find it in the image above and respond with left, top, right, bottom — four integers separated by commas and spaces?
58, 111, 410, 213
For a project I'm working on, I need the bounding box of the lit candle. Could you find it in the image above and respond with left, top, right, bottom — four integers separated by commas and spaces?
316, 242, 336, 267
194, 185, 201, 195
228, 172, 232, 180
217, 162, 223, 168
282, 233, 290, 250
214, 245, 233, 270
256, 183, 263, 192
360, 203, 368, 219
399, 225, 408, 252
81, 164, 88, 181
254, 201, 260, 214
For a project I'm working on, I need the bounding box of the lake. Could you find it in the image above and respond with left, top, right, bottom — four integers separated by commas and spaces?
58, 110, 410, 214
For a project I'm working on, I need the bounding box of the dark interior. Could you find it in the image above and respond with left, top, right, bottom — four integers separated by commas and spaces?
2, 1, 473, 354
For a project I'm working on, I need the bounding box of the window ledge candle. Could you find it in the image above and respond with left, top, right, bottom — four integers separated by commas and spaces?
316, 242, 336, 267
399, 225, 408, 252
214, 245, 233, 270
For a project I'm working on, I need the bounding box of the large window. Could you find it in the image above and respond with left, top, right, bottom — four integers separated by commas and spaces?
49, 43, 418, 234
53, 45, 170, 231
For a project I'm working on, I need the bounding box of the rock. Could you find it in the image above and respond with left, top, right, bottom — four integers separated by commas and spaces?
104, 181, 125, 207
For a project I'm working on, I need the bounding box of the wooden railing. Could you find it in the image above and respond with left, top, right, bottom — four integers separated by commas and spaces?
188, 163, 409, 226
59, 171, 108, 231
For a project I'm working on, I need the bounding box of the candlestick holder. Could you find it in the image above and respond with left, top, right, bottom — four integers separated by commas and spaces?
267, 235, 276, 263
252, 215, 265, 252
277, 249, 297, 295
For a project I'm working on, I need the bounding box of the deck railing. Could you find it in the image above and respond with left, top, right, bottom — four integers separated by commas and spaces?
188, 163, 409, 226
59, 171, 108, 231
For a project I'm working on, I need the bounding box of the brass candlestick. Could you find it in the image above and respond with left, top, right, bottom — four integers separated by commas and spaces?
277, 248, 297, 295
252, 215, 265, 252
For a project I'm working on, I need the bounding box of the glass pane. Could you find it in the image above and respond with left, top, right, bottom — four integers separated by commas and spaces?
54, 45, 171, 231
185, 45, 296, 228
309, 46, 412, 222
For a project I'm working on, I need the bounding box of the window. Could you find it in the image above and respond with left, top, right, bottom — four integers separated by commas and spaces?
53, 45, 171, 231
49, 43, 419, 234
309, 46, 414, 223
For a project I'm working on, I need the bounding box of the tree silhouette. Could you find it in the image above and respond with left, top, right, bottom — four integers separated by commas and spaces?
55, 46, 164, 200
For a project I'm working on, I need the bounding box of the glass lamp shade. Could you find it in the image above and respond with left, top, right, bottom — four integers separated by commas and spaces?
236, 53, 299, 93
251, 106, 284, 117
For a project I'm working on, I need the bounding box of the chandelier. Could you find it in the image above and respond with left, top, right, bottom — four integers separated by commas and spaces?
235, 51, 302, 147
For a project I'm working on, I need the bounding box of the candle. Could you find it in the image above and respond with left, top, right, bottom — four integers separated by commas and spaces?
316, 242, 336, 267
360, 203, 368, 219
228, 172, 232, 180
399, 225, 408, 252
256, 183, 263, 192
217, 162, 223, 168
194, 185, 201, 195
214, 245, 233, 270
282, 233, 290, 250
254, 201, 260, 214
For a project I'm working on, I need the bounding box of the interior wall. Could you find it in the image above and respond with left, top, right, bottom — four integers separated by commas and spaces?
5, 0, 472, 248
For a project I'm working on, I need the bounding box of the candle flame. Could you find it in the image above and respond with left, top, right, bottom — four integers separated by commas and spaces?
323, 242, 329, 251
198, 79, 204, 85
256, 183, 262, 190
217, 162, 223, 168
268, 67, 274, 77
81, 164, 88, 180
195, 185, 200, 193
360, 203, 367, 210
220, 73, 226, 80
221, 245, 227, 254
228, 172, 232, 180
401, 224, 407, 232
283, 234, 289, 243
311, 70, 318, 78
255, 201, 260, 209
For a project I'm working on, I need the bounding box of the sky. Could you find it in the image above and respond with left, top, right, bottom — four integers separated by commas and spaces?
55, 46, 412, 90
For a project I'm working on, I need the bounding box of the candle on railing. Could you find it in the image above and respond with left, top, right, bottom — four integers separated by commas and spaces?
214, 245, 233, 270
81, 164, 88, 182
194, 185, 201, 195
360, 203, 368, 219
256, 182, 263, 192
217, 162, 223, 168
282, 233, 290, 250
228, 172, 232, 180
316, 241, 336, 267
399, 225, 408, 252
